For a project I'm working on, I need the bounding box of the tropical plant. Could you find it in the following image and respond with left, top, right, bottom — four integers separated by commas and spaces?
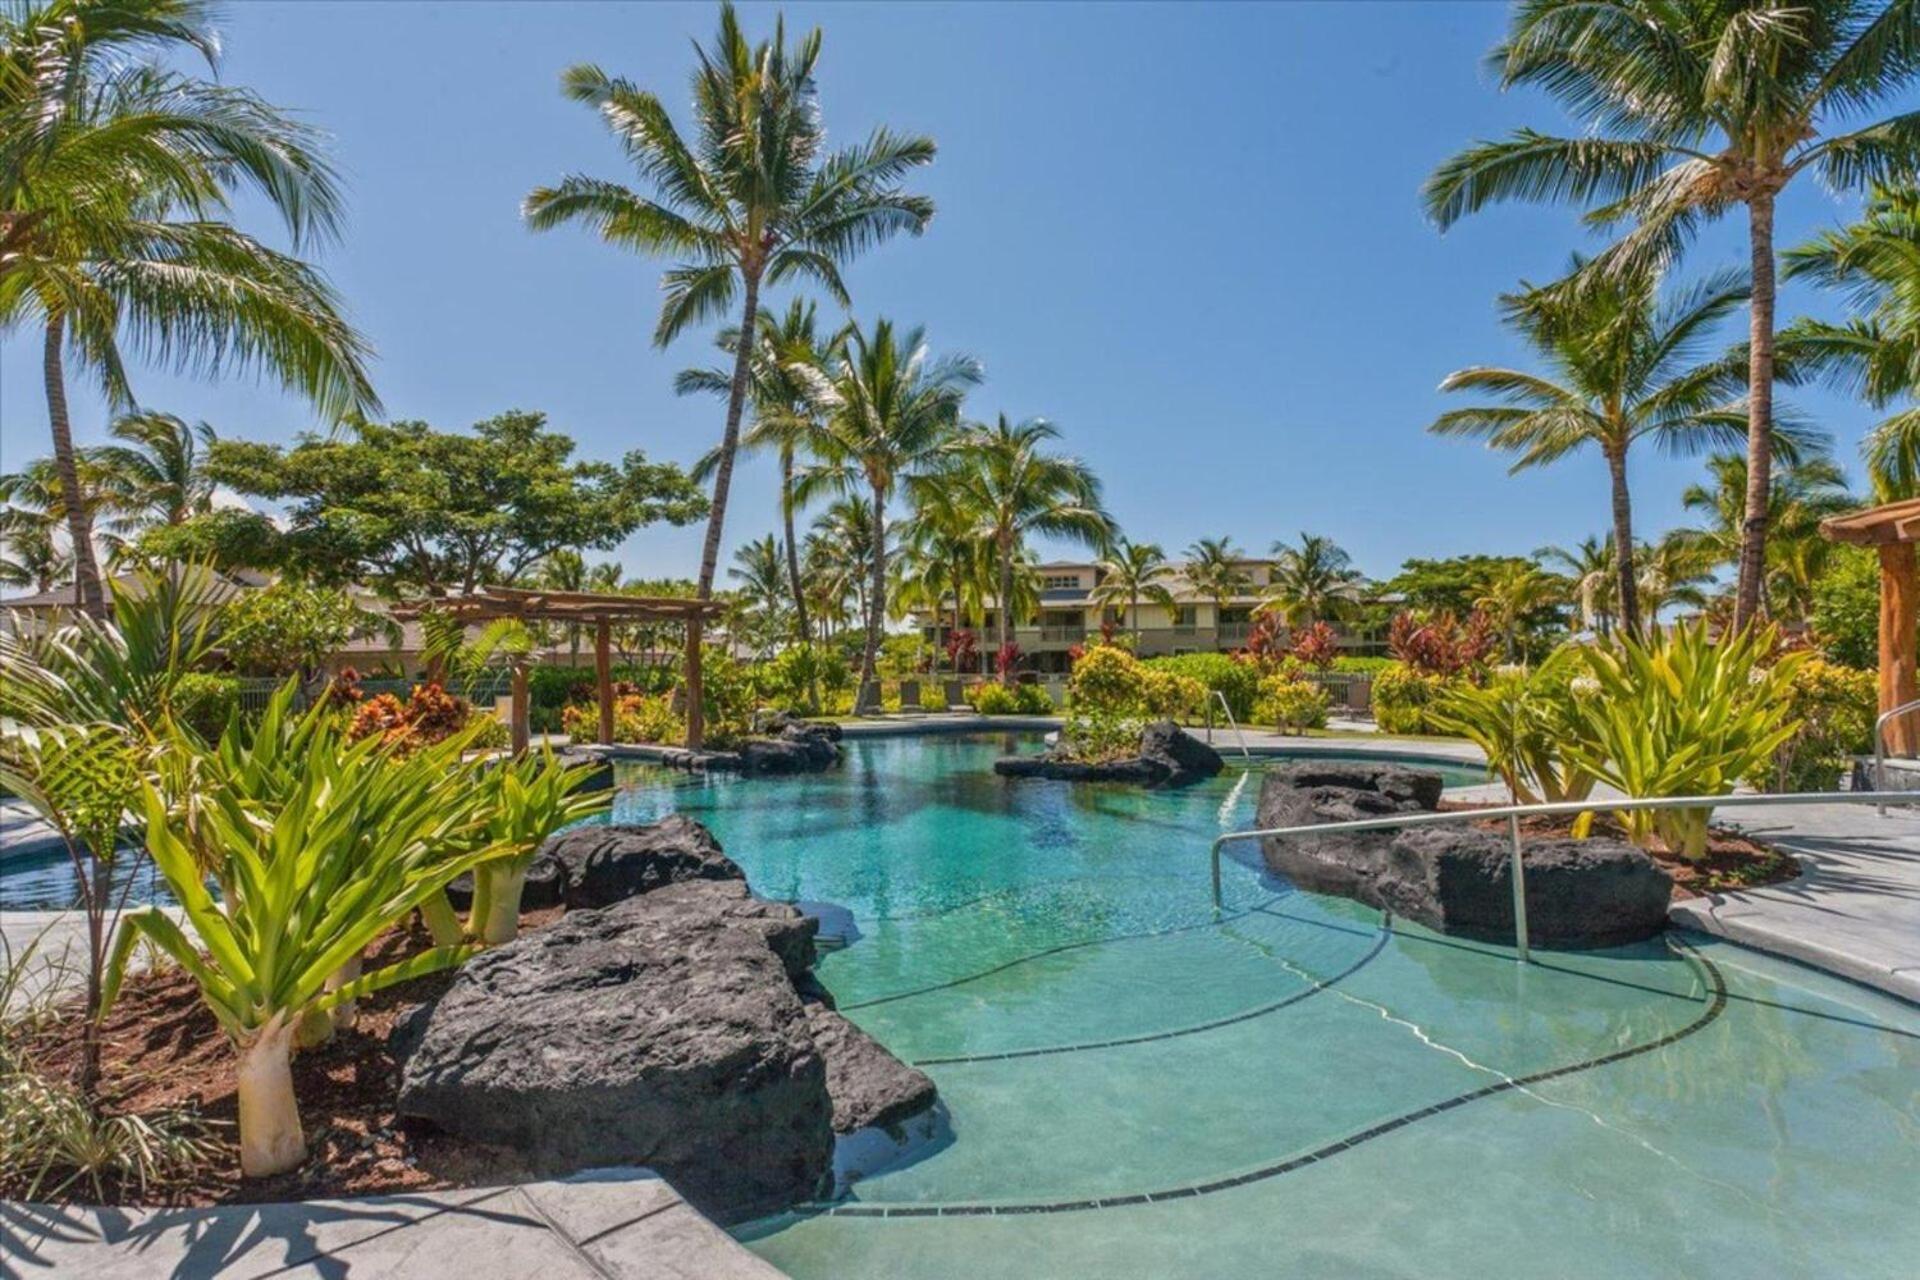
106, 687, 500, 1177
1062, 642, 1147, 760
525, 3, 937, 601
1537, 535, 1619, 633
935, 415, 1112, 671
1183, 536, 1252, 647
1265, 532, 1365, 625
1143, 652, 1261, 721
1426, 0, 1920, 629
727, 533, 791, 657
1429, 658, 1599, 804
1561, 621, 1804, 859
220, 580, 387, 690
93, 411, 217, 529
1387, 609, 1497, 677
1371, 663, 1454, 736
1430, 264, 1808, 634
1751, 657, 1877, 792
1782, 186, 1920, 500
795, 318, 980, 695
1288, 620, 1341, 670
1090, 538, 1176, 641
0, 0, 378, 617
1634, 531, 1719, 624
1811, 542, 1882, 668
465, 751, 610, 944
1258, 672, 1331, 735
1473, 561, 1567, 660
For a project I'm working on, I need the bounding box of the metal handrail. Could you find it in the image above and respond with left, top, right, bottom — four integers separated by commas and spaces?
1872, 697, 1920, 816
1210, 790, 1920, 962
1203, 689, 1251, 760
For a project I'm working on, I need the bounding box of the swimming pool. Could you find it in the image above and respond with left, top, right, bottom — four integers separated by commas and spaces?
601, 733, 1920, 1280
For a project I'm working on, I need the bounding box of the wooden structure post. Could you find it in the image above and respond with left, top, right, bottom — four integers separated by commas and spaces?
684, 614, 705, 750
510, 662, 530, 756
1821, 499, 1920, 756
595, 619, 614, 745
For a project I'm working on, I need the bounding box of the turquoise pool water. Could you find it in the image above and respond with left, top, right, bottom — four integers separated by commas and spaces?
606, 734, 1920, 1280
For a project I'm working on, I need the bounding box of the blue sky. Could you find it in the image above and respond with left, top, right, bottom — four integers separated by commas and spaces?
1, 1, 1909, 583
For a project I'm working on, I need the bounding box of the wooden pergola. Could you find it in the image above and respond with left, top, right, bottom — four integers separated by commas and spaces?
394, 586, 729, 751
1821, 497, 1920, 755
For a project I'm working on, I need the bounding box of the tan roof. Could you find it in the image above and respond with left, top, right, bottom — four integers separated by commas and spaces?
1822, 499, 1920, 546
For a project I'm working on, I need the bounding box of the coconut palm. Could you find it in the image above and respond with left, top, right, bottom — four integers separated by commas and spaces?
1782, 186, 1920, 500
894, 485, 991, 671
93, 410, 216, 530
934, 415, 1112, 668
1091, 538, 1177, 641
680, 298, 845, 658
1, 0, 377, 619
1635, 532, 1717, 625
1183, 536, 1252, 648
1537, 535, 1619, 634
1474, 561, 1566, 661
0, 450, 136, 570
1265, 531, 1366, 626
0, 505, 69, 590
1680, 451, 1855, 620
524, 4, 937, 603
795, 320, 979, 696
807, 496, 879, 639
727, 533, 790, 657
1431, 265, 1818, 635
1426, 0, 1920, 629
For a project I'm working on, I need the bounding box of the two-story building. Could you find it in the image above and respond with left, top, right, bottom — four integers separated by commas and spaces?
915, 558, 1283, 673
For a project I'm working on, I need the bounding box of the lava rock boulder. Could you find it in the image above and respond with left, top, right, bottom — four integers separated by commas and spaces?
994, 720, 1223, 789
541, 814, 744, 909
1256, 763, 1444, 898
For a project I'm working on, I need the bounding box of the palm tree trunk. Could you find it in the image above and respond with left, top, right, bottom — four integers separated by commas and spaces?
43, 317, 106, 620
1132, 589, 1140, 643
1606, 445, 1641, 636
695, 273, 762, 601
856, 483, 887, 702
998, 533, 1015, 684
1734, 192, 1777, 632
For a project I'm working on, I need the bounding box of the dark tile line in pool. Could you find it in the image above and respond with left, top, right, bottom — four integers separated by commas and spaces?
804, 942, 1728, 1221
910, 927, 1389, 1066
838, 892, 1295, 1013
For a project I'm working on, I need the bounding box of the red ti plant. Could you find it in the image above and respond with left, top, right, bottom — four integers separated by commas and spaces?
994, 640, 1022, 681
944, 627, 978, 674
1289, 621, 1340, 670
1387, 610, 1497, 678
1243, 613, 1289, 666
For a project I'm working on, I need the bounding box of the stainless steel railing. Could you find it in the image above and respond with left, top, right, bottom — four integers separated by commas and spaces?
1872, 697, 1920, 816
1210, 790, 1920, 962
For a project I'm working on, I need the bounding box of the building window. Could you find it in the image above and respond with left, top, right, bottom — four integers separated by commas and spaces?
1171, 605, 1194, 627
1041, 574, 1080, 590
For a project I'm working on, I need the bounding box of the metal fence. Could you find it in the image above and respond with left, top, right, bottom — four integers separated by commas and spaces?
232, 675, 511, 713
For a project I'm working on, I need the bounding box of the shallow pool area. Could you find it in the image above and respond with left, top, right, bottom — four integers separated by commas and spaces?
602, 734, 1920, 1279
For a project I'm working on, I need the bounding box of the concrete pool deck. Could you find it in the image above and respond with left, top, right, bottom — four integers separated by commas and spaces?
0, 1168, 787, 1279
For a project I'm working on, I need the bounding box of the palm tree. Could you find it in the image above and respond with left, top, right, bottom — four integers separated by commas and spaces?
1, 0, 377, 619
796, 319, 979, 697
1680, 452, 1855, 621
894, 486, 990, 672
1183, 536, 1252, 648
1266, 531, 1365, 626
0, 451, 135, 573
1782, 186, 1920, 500
680, 298, 845, 658
934, 415, 1112, 670
1426, 0, 1920, 630
93, 411, 216, 529
0, 504, 69, 591
727, 534, 789, 657
1537, 535, 1619, 634
524, 4, 937, 603
1636, 532, 1717, 625
1474, 561, 1565, 661
1091, 538, 1176, 642
1431, 265, 1815, 635
808, 496, 880, 638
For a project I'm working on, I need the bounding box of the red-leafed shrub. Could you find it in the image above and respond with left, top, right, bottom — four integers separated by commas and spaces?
348, 681, 472, 753
1289, 621, 1340, 670
1387, 610, 1496, 677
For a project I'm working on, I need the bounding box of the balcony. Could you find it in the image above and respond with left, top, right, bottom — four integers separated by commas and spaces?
1034, 625, 1087, 645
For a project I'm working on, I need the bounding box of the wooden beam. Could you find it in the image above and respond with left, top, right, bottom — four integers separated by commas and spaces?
595, 619, 614, 745
1880, 542, 1919, 755
684, 614, 705, 750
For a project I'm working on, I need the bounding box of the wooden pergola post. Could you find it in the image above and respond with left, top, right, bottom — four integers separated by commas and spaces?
595, 619, 614, 745
1821, 499, 1920, 757
685, 614, 705, 750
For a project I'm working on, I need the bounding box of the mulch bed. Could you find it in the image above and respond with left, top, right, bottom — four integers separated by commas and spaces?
9, 908, 566, 1208
1439, 802, 1801, 901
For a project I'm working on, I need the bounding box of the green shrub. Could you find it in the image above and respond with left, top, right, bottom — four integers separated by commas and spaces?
970, 683, 1019, 715
467, 714, 511, 750
562, 693, 680, 744
1563, 622, 1803, 859
171, 673, 240, 740
1372, 664, 1452, 734
1014, 682, 1054, 714
1810, 545, 1882, 670
1332, 655, 1395, 674
1143, 653, 1259, 720
1067, 645, 1145, 716
759, 643, 849, 710
1141, 666, 1206, 719
1257, 674, 1330, 734
1749, 658, 1876, 793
